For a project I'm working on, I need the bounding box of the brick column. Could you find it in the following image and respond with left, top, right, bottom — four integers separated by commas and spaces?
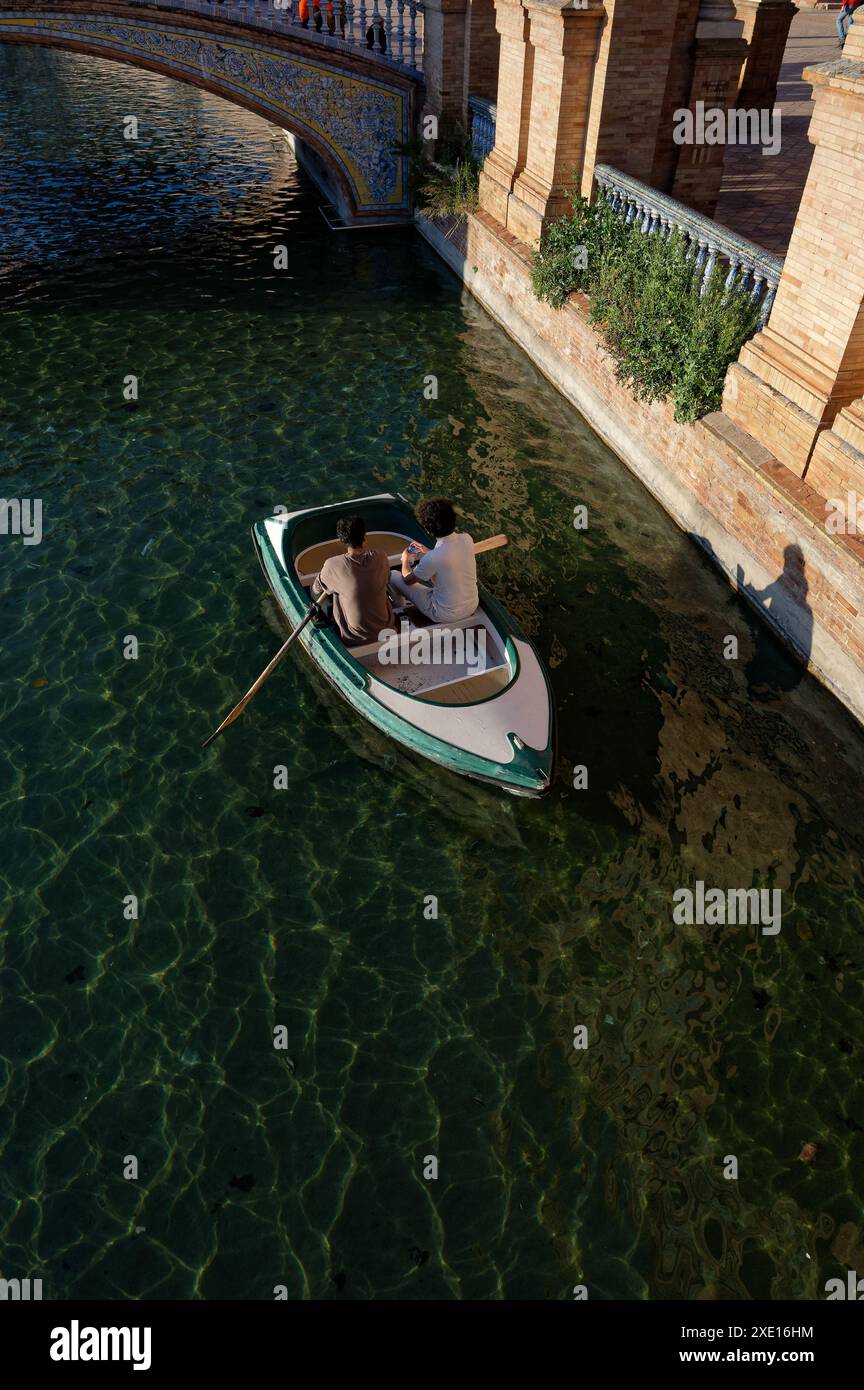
670, 0, 749, 216
505, 0, 605, 247
421, 0, 470, 141
723, 55, 864, 478
807, 400, 864, 502
582, 0, 693, 200
464, 0, 501, 104
734, 0, 796, 109
477, 0, 532, 228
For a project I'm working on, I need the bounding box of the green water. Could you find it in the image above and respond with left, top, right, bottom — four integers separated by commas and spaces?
1, 45, 863, 1301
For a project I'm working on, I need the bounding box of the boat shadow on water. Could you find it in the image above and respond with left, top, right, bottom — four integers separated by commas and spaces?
260, 594, 532, 850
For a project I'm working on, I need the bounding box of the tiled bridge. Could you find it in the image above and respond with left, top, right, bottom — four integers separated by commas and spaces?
0, 0, 426, 221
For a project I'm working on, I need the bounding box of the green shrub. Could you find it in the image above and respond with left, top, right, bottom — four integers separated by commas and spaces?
531, 193, 762, 422
392, 129, 477, 214
531, 195, 596, 305
674, 272, 760, 424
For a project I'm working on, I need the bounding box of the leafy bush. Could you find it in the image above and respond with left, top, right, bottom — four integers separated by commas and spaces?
530, 195, 600, 306
674, 272, 761, 424
532, 192, 761, 422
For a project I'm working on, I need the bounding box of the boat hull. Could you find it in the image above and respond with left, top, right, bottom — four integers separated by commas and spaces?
251, 494, 556, 797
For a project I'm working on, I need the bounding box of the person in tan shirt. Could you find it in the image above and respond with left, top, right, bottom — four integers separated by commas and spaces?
311, 514, 394, 645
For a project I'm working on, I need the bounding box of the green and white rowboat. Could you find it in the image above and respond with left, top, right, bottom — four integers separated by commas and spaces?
251, 493, 556, 797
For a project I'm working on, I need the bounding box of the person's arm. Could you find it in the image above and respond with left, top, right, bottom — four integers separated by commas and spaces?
736, 563, 774, 604
312, 559, 335, 600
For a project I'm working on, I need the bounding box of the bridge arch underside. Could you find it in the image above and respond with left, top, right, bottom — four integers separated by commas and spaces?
0, 10, 416, 223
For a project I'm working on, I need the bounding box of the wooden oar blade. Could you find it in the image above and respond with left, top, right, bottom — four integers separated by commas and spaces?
202, 704, 245, 749
202, 598, 324, 749
473, 534, 507, 555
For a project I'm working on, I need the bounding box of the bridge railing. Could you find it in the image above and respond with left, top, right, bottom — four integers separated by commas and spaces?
468, 95, 496, 164
127, 0, 425, 75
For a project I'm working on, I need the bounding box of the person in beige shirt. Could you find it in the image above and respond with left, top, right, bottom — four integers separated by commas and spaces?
312, 514, 394, 645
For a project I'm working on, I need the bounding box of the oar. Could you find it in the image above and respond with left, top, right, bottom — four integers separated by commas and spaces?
403, 534, 508, 562
472, 534, 506, 555
202, 591, 329, 749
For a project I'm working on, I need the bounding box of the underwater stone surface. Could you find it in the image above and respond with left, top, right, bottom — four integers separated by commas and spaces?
1, 45, 863, 1301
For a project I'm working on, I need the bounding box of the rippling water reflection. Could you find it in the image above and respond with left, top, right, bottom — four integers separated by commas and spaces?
1, 45, 863, 1301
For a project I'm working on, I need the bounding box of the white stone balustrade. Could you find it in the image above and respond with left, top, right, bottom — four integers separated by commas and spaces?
595, 164, 782, 326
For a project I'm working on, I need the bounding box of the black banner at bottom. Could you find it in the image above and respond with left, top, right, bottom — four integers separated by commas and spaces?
0, 1294, 858, 1376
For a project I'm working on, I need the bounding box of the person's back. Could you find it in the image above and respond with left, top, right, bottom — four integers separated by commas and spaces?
315, 515, 393, 645
411, 529, 478, 623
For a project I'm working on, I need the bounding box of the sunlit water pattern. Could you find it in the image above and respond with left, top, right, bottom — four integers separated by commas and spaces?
1, 46, 863, 1302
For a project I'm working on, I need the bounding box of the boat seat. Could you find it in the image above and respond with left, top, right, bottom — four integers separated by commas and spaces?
421, 665, 511, 705
296, 532, 413, 585
347, 609, 484, 660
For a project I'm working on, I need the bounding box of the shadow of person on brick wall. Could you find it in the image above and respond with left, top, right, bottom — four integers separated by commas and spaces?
735, 543, 813, 702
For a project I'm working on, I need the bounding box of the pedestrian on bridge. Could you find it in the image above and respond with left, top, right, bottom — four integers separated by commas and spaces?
838, 0, 861, 45
366, 15, 387, 52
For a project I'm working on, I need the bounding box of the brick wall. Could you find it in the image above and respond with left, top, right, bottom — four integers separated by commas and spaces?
506, 6, 604, 242
417, 206, 864, 726
735, 0, 797, 108
724, 65, 864, 476
651, 0, 702, 192
422, 0, 470, 130
670, 36, 750, 215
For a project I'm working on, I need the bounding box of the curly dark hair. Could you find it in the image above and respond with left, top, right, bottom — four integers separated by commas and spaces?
336, 515, 366, 548
416, 497, 456, 538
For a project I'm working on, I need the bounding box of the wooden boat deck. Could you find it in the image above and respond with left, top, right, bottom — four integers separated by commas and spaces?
297, 532, 411, 578
361, 623, 510, 704
420, 667, 511, 705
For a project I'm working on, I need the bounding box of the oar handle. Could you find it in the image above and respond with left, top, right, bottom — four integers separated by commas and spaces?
411, 536, 506, 559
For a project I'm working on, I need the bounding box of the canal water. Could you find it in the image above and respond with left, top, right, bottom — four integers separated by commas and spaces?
1, 45, 863, 1301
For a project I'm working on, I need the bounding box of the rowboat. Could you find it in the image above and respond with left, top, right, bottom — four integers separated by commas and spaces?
251, 493, 556, 797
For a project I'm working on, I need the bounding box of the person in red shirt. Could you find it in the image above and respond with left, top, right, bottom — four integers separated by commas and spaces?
298, 0, 323, 28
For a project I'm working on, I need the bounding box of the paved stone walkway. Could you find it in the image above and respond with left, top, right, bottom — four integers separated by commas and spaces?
713, 9, 841, 257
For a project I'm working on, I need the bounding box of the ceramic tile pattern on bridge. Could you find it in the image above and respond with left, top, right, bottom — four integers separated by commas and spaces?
714, 10, 840, 256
